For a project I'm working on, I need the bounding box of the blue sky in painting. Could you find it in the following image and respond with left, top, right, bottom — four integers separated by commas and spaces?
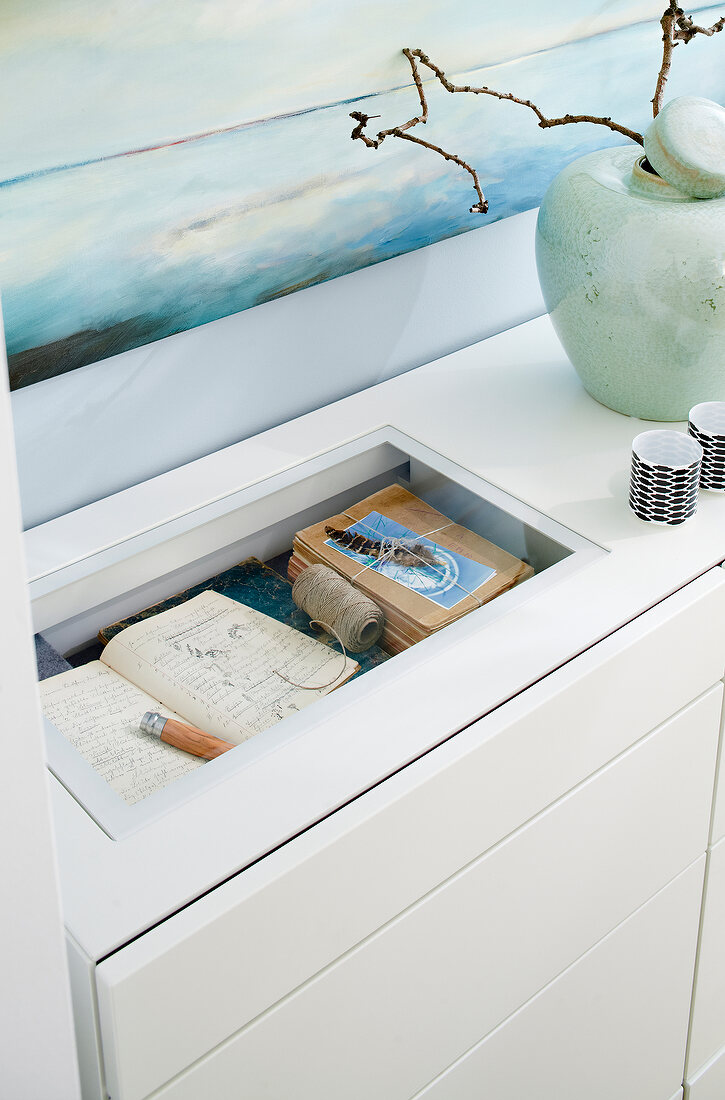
0, 0, 673, 178
1, 2, 725, 384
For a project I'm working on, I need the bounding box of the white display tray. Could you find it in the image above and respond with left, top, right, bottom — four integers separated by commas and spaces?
31, 427, 604, 840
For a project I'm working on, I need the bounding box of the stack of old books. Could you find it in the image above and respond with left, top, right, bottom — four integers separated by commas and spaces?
289, 484, 533, 654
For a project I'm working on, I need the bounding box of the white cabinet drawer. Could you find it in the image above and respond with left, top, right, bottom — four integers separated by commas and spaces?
687, 836, 725, 1076
94, 577, 725, 1099
710, 564, 725, 845
156, 858, 705, 1100
412, 860, 704, 1100
686, 1045, 725, 1100
98, 688, 721, 1100
710, 702, 725, 846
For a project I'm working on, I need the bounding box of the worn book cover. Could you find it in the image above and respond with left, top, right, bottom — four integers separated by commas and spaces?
293, 484, 533, 637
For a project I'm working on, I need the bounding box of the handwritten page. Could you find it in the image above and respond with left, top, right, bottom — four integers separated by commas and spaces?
39, 662, 204, 805
101, 590, 359, 744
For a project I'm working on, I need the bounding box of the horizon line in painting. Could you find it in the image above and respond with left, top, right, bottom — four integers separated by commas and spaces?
2, 2, 724, 390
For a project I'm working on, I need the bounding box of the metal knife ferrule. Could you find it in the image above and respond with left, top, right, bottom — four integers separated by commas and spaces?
140, 711, 168, 739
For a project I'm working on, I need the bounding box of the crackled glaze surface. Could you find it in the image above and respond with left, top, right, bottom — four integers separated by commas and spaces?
536, 145, 725, 421
645, 97, 725, 200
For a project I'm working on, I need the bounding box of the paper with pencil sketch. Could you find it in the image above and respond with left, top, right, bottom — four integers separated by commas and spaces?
325, 511, 496, 610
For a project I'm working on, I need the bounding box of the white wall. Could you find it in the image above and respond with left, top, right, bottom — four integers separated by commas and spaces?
12, 208, 543, 529
0, 320, 80, 1098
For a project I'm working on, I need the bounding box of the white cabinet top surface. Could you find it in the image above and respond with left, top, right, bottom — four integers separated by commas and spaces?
29, 314, 725, 959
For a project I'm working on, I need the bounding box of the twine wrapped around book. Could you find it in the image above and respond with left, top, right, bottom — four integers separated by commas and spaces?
340, 514, 486, 607
292, 564, 385, 653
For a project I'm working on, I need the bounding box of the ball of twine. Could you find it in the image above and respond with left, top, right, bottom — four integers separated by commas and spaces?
292, 564, 385, 652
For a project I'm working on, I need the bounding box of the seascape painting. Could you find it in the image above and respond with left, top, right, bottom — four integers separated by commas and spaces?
2, 1, 725, 389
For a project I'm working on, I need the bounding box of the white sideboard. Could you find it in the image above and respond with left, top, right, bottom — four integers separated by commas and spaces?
24, 316, 725, 1099
684, 720, 725, 1099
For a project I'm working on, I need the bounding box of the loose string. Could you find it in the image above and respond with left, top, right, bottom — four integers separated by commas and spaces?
273, 619, 350, 690
337, 512, 486, 608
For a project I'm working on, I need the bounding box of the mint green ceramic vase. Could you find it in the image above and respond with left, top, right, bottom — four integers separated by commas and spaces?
535, 144, 725, 421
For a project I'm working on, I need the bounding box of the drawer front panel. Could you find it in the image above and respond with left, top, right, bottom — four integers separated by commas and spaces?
96, 579, 725, 1100
686, 1045, 725, 1100
99, 690, 720, 1100
411, 861, 703, 1100
709, 698, 725, 846
154, 859, 706, 1100
711, 563, 725, 845
687, 837, 725, 1075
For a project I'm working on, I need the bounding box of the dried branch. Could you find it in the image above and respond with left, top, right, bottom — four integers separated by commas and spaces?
653, 5, 677, 114
675, 7, 725, 41
351, 47, 643, 215
653, 3, 725, 115
352, 6, 724, 214
395, 130, 489, 213
349, 106, 488, 213
406, 49, 644, 144
350, 50, 488, 212
351, 109, 488, 212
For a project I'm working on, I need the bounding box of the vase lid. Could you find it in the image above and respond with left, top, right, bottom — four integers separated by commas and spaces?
644, 96, 725, 199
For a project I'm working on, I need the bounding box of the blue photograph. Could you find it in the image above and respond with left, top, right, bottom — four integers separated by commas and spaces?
324, 511, 496, 609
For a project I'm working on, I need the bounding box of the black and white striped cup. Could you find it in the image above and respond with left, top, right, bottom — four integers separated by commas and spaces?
688, 402, 725, 492
629, 430, 702, 525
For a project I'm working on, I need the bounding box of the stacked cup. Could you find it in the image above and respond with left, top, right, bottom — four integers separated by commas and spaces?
688, 403, 725, 492
629, 401, 725, 525
629, 430, 702, 525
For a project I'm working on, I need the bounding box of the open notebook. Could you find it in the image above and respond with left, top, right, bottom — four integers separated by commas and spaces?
39, 590, 358, 805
